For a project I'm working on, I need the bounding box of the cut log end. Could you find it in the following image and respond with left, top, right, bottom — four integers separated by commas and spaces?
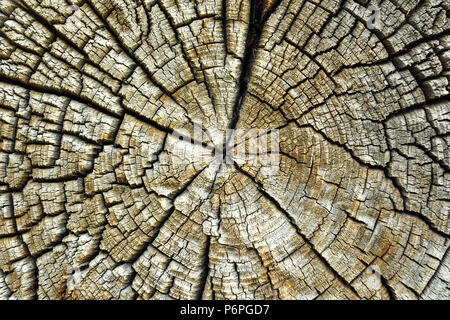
0, 0, 448, 300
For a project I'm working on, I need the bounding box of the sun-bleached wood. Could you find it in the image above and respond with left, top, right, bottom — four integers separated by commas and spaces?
0, 0, 448, 300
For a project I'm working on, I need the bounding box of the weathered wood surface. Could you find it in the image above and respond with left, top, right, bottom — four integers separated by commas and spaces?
0, 0, 449, 300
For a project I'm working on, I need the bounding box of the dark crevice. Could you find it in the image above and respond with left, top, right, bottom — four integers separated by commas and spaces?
222, 0, 229, 59
261, 0, 284, 23
224, 0, 264, 155
0, 74, 122, 119
197, 235, 211, 300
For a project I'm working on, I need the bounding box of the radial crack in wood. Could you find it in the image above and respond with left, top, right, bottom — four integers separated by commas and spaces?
0, 0, 448, 300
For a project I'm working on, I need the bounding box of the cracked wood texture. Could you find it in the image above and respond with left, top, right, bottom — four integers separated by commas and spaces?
0, 0, 449, 300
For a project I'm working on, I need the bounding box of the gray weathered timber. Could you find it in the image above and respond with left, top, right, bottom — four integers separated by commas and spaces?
0, 0, 449, 300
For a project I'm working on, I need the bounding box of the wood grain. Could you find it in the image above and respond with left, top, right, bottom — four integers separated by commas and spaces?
0, 0, 448, 300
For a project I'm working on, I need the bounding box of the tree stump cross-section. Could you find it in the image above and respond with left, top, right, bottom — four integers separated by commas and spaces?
0, 0, 449, 300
